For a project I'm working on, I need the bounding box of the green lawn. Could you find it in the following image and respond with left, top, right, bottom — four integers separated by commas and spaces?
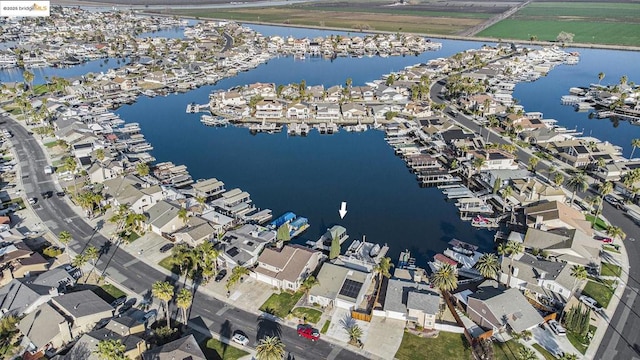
582, 279, 616, 308
44, 141, 58, 148
602, 244, 621, 254
566, 325, 596, 354
395, 331, 472, 360
585, 215, 607, 231
158, 255, 179, 274
202, 338, 249, 360
320, 320, 330, 334
477, 2, 640, 46
101, 284, 126, 300
92, 284, 126, 303
291, 307, 322, 324
532, 344, 556, 360
259, 291, 303, 318
493, 340, 528, 360
601, 262, 622, 277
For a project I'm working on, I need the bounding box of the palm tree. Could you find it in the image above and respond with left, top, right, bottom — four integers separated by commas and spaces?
195, 195, 206, 214
95, 339, 127, 360
474, 253, 500, 280
85, 246, 99, 281
226, 266, 250, 292
152, 281, 175, 328
517, 347, 537, 360
620, 75, 628, 85
631, 138, 640, 159
567, 173, 588, 206
136, 162, 150, 177
94, 148, 105, 161
594, 181, 613, 225
347, 324, 363, 346
58, 231, 72, 257
597, 72, 605, 85
255, 336, 286, 360
62, 156, 79, 196
373, 257, 393, 305
560, 353, 579, 360
505, 240, 524, 288
430, 263, 458, 293
501, 185, 513, 214
177, 207, 188, 225
528, 156, 539, 172
22, 70, 34, 92
72, 253, 88, 268
176, 288, 192, 326
606, 225, 626, 241
300, 275, 319, 298
570, 265, 588, 296
553, 172, 565, 187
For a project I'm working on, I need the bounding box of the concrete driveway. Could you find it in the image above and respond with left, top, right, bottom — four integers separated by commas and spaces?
531, 325, 578, 358
363, 316, 405, 360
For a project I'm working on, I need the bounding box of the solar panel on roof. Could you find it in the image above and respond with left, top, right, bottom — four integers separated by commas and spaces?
339, 279, 363, 299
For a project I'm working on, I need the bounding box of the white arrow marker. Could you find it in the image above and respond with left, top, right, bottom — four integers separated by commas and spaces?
339, 201, 347, 219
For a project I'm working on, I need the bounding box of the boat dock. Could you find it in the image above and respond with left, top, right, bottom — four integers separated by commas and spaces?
186, 103, 209, 114
201, 115, 229, 127
306, 225, 349, 251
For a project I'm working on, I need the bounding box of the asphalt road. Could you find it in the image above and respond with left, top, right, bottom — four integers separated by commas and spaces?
4, 116, 368, 360
430, 80, 640, 358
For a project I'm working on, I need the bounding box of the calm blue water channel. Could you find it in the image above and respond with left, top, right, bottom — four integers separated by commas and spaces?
3, 23, 640, 265
0, 58, 129, 84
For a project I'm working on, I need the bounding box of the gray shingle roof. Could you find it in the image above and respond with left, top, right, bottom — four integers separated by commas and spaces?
142, 334, 206, 360
51, 290, 113, 319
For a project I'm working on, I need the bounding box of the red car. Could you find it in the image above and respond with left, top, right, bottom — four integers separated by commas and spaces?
297, 324, 320, 341
602, 237, 613, 244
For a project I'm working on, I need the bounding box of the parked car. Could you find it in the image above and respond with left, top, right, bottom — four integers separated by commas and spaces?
604, 195, 625, 209
41, 191, 53, 199
232, 332, 250, 346
215, 269, 227, 282
297, 324, 320, 341
27, 197, 37, 205
141, 309, 157, 324
579, 295, 603, 312
600, 237, 614, 244
56, 191, 66, 197
110, 296, 127, 308
159, 243, 175, 253
118, 298, 137, 315
548, 320, 566, 336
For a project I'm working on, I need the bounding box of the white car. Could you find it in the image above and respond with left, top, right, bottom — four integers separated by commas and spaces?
579, 295, 603, 312
548, 320, 566, 336
231, 333, 249, 346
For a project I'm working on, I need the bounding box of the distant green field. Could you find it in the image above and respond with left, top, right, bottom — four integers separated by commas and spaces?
479, 19, 640, 46
478, 2, 640, 46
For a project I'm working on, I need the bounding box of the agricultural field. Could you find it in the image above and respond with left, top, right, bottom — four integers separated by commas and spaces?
478, 2, 640, 46
166, 0, 516, 35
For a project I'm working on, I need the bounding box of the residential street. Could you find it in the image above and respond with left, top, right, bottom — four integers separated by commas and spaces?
4, 115, 370, 360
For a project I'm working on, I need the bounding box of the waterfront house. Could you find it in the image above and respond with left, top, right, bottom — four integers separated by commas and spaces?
499, 252, 573, 305
524, 200, 593, 236
308, 262, 373, 310
341, 103, 367, 119
286, 102, 310, 119
172, 218, 216, 246
252, 244, 321, 291
145, 200, 185, 237
466, 281, 544, 335
523, 227, 600, 268
102, 175, 164, 214
211, 188, 253, 217
87, 162, 121, 184
51, 290, 114, 334
315, 104, 341, 121
142, 334, 206, 360
219, 91, 245, 107
255, 99, 283, 119
104, 315, 146, 336
552, 140, 593, 168
378, 278, 440, 330
510, 178, 566, 206
200, 208, 234, 232
192, 178, 226, 200
18, 303, 73, 356
594, 159, 640, 182
473, 149, 518, 170
219, 224, 273, 268
518, 128, 569, 144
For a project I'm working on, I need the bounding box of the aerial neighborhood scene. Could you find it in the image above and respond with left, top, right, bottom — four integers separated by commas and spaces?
1, 0, 640, 359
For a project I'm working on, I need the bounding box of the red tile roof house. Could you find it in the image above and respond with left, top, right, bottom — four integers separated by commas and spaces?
251, 245, 321, 291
